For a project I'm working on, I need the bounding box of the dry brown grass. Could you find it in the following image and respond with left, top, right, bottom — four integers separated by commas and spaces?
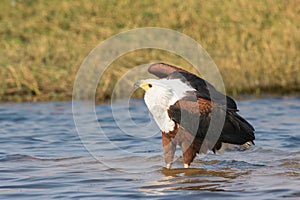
0, 0, 299, 102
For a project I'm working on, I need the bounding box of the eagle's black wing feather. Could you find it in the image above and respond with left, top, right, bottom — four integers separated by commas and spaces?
220, 111, 255, 144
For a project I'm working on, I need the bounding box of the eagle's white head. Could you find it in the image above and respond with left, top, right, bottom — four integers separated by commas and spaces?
135, 78, 195, 133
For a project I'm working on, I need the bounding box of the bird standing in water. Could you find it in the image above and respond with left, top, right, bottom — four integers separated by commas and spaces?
135, 63, 255, 169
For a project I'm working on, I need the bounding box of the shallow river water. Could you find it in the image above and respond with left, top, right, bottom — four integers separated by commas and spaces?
0, 97, 300, 199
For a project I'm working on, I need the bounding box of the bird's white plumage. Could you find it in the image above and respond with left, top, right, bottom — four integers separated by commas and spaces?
141, 78, 195, 133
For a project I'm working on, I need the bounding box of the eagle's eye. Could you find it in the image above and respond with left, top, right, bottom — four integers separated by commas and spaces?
148, 84, 152, 88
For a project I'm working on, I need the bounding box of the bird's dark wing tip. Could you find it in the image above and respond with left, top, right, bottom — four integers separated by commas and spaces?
148, 63, 188, 78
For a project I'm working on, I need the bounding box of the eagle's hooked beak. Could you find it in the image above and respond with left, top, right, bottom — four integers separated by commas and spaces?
134, 80, 152, 91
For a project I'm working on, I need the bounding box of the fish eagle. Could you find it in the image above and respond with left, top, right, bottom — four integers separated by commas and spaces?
135, 63, 255, 169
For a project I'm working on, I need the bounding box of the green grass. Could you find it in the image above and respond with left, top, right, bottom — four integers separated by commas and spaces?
0, 0, 299, 102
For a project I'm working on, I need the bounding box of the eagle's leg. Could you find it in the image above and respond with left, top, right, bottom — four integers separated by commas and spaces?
162, 133, 176, 169
181, 141, 197, 168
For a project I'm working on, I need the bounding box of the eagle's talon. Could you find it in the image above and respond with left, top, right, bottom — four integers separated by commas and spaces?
166, 163, 172, 169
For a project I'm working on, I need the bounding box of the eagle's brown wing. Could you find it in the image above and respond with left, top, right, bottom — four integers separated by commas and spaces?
148, 63, 189, 78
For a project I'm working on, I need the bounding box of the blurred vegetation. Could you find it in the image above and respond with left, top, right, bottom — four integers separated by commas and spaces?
0, 0, 299, 102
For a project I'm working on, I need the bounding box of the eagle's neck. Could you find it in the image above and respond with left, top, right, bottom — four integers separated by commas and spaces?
144, 89, 177, 133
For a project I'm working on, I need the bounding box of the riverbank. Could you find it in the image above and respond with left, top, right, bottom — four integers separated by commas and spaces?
1, 0, 299, 102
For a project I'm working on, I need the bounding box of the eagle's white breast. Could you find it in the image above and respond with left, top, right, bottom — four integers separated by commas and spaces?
143, 79, 195, 133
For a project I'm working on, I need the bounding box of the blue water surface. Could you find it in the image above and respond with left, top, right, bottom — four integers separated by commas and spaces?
0, 97, 300, 199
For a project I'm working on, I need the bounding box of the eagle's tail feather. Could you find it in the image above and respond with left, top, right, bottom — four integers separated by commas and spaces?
219, 111, 255, 146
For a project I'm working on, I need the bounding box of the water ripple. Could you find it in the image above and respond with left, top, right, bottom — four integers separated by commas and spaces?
0, 98, 300, 199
